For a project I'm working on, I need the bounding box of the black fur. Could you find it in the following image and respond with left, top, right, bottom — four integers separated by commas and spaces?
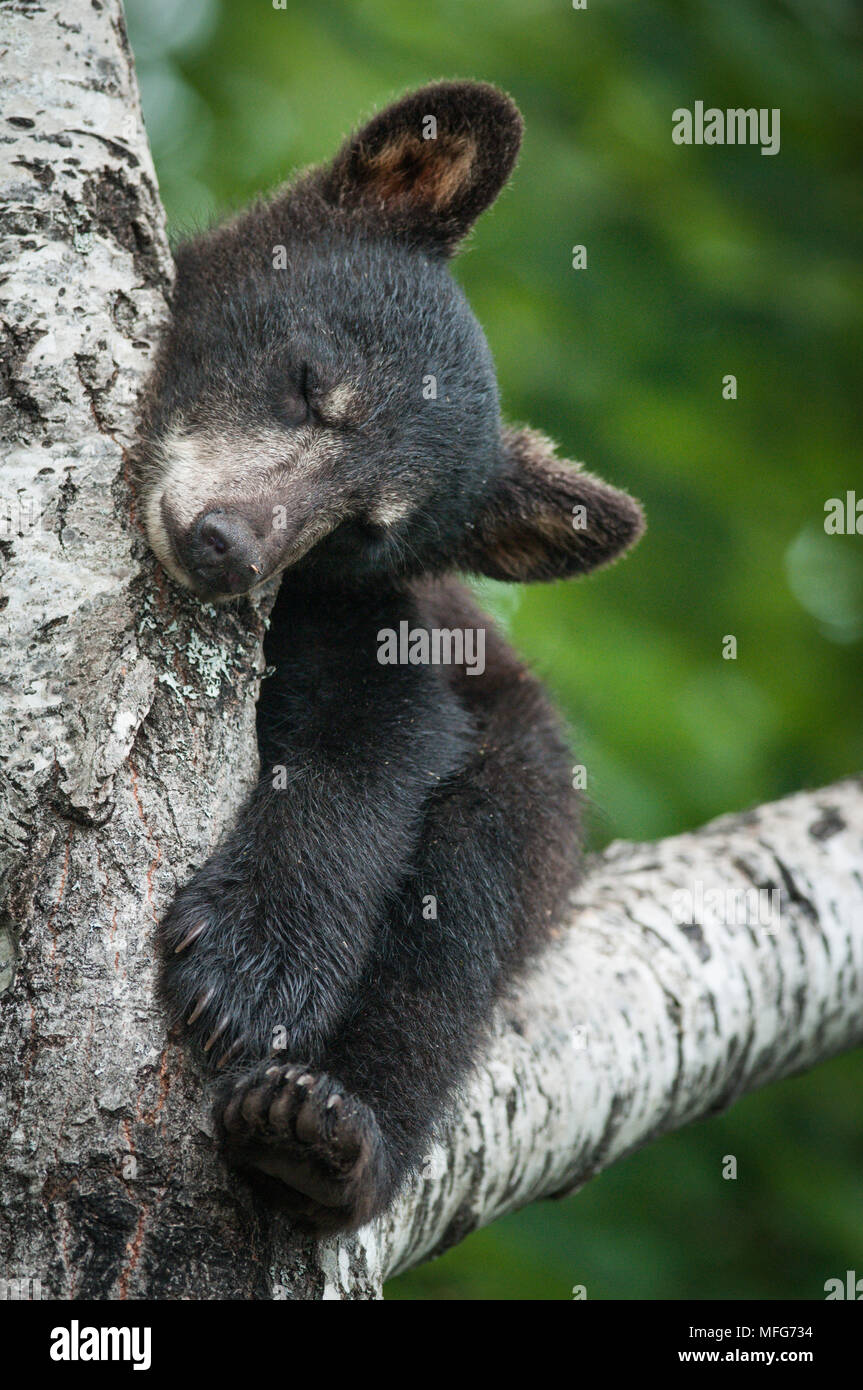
137, 82, 644, 1232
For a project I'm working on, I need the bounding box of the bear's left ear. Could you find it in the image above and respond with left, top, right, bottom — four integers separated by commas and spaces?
459, 427, 645, 582
317, 81, 523, 256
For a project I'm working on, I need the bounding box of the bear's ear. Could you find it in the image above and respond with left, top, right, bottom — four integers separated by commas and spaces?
460, 427, 645, 582
317, 81, 523, 255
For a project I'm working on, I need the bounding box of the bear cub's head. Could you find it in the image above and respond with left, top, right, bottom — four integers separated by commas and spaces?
138, 81, 643, 601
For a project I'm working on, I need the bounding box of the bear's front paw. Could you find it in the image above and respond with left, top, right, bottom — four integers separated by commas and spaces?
218, 1061, 388, 1233
158, 869, 282, 1069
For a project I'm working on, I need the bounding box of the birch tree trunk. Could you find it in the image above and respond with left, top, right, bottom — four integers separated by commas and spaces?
1, 0, 860, 1303
0, 0, 297, 1301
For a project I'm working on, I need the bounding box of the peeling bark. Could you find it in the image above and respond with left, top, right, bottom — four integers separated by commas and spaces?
0, 1, 860, 1303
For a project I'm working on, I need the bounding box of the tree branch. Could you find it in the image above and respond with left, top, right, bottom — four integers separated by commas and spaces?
1, 1, 860, 1303
371, 777, 863, 1286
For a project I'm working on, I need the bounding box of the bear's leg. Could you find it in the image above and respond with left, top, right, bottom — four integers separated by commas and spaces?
159, 607, 474, 1071
219, 703, 579, 1232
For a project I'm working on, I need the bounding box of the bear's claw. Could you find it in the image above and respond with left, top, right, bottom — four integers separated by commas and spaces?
174, 920, 207, 954
187, 986, 215, 1026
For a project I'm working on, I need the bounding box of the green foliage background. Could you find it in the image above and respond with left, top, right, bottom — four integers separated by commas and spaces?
125, 0, 863, 1299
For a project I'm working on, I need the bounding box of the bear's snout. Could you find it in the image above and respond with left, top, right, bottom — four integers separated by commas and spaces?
181, 510, 264, 598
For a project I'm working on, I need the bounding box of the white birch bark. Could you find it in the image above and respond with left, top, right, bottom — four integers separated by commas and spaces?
373, 777, 863, 1286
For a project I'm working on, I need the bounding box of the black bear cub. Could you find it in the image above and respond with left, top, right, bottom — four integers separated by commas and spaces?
138, 82, 643, 1232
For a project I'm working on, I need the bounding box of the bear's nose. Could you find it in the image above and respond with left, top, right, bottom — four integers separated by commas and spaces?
184, 511, 264, 595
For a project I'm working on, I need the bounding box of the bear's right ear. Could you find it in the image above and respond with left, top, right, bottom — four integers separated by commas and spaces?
316, 81, 523, 256
458, 427, 645, 582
